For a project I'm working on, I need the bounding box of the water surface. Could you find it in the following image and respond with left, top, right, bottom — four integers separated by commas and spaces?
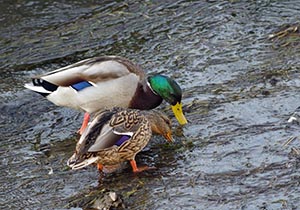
1, 0, 300, 209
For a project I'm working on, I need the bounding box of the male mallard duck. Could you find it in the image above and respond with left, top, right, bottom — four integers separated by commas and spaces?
24, 56, 187, 134
67, 108, 173, 173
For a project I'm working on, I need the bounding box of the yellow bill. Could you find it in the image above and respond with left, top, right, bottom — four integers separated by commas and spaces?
171, 102, 187, 125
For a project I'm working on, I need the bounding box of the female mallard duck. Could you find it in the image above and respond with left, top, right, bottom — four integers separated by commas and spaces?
24, 56, 187, 134
67, 108, 173, 173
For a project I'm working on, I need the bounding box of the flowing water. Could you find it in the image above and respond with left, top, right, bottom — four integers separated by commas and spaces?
1, 0, 300, 209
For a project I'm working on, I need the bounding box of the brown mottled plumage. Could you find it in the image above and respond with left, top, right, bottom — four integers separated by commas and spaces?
67, 108, 173, 173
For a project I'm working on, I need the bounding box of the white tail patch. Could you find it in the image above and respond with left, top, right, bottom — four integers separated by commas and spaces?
71, 157, 99, 170
24, 83, 52, 94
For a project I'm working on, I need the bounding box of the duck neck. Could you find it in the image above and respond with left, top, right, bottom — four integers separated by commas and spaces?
129, 79, 163, 110
141, 111, 161, 134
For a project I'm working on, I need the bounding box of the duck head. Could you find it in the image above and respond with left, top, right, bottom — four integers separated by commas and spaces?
147, 75, 187, 125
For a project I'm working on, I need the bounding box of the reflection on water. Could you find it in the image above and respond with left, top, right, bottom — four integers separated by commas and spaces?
1, 0, 300, 209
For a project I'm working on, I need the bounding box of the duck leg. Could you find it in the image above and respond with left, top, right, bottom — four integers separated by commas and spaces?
77, 112, 90, 135
97, 163, 103, 172
130, 159, 156, 173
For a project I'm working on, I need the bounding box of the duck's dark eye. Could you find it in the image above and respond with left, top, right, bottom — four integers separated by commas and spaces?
164, 118, 171, 126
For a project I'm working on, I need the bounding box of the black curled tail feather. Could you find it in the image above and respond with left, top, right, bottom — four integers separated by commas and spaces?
25, 78, 58, 97
32, 79, 58, 92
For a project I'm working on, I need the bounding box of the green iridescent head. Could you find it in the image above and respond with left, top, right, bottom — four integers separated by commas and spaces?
147, 75, 187, 125
148, 75, 182, 105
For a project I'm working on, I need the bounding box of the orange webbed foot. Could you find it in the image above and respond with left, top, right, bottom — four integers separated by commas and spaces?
97, 163, 104, 172
130, 160, 156, 173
